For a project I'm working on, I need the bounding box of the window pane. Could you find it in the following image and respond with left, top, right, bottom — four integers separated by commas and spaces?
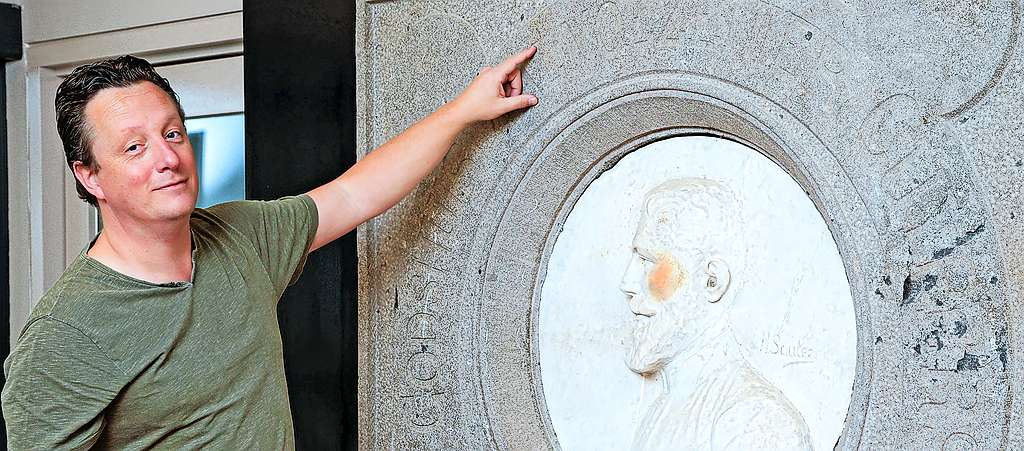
186, 114, 245, 208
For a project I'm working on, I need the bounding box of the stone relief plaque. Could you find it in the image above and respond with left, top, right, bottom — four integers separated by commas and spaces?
539, 136, 856, 450
356, 0, 1023, 449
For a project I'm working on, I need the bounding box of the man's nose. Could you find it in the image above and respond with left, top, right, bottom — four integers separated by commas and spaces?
620, 253, 643, 296
620, 254, 655, 316
154, 138, 181, 172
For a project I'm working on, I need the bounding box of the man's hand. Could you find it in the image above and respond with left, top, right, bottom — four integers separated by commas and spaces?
447, 46, 539, 124
305, 47, 539, 252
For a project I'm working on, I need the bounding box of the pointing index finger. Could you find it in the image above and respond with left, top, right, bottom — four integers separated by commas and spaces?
495, 46, 537, 75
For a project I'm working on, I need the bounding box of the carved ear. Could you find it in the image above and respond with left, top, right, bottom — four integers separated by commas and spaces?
704, 257, 731, 303
72, 161, 105, 201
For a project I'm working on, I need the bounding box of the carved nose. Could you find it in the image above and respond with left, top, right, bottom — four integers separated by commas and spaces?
619, 253, 643, 296
621, 254, 654, 316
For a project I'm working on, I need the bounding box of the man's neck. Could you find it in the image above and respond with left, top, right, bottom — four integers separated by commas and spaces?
660, 316, 741, 398
87, 211, 194, 284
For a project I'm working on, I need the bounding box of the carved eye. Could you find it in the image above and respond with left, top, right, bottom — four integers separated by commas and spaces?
633, 247, 654, 263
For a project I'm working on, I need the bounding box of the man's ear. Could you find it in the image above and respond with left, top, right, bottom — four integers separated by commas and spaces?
704, 257, 731, 303
72, 161, 105, 201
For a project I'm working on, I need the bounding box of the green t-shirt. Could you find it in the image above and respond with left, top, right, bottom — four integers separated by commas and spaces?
2, 195, 319, 450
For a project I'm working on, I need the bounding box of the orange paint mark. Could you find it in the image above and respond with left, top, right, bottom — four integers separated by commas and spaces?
648, 253, 685, 300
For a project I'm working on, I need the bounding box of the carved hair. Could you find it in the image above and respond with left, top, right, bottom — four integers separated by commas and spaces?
638, 178, 746, 272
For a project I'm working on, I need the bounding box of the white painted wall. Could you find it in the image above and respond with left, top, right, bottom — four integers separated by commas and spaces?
23, 0, 240, 43
6, 0, 243, 348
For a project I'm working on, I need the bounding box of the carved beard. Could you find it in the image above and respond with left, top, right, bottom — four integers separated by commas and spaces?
627, 311, 689, 376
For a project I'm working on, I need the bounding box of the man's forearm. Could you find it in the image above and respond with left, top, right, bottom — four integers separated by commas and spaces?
305, 47, 537, 252
304, 103, 472, 252
340, 102, 470, 221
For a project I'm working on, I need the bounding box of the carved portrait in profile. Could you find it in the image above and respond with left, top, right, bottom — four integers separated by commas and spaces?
538, 136, 856, 451
621, 178, 811, 450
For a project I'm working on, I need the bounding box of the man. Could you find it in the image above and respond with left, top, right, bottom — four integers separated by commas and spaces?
1, 47, 538, 448
620, 178, 812, 450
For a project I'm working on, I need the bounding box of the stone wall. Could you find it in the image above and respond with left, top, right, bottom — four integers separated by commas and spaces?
356, 1, 1024, 448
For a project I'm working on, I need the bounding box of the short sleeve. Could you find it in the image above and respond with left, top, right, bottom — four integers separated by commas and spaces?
204, 194, 319, 296
2, 317, 127, 450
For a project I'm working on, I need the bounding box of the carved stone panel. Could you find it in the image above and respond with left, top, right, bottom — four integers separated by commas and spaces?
356, 1, 1023, 449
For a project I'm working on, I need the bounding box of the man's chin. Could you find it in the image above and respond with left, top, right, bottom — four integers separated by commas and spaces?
153, 198, 197, 220
626, 349, 666, 376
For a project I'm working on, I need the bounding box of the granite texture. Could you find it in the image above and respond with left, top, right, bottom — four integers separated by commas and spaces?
356, 1, 1023, 449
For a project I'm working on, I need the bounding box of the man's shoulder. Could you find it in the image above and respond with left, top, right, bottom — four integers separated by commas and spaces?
195, 198, 260, 220
710, 376, 813, 450
18, 259, 124, 359
13, 314, 105, 359
191, 195, 314, 240
18, 256, 180, 375
9, 309, 127, 385
191, 199, 258, 236
25, 257, 108, 329
195, 195, 313, 222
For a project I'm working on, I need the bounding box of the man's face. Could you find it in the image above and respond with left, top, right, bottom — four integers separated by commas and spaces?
619, 224, 707, 376
80, 81, 198, 223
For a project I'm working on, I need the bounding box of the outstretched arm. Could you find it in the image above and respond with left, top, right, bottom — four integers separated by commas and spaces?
305, 46, 538, 252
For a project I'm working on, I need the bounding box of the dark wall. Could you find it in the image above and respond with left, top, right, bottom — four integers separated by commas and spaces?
243, 2, 357, 450
1, 3, 22, 446
0, 59, 6, 451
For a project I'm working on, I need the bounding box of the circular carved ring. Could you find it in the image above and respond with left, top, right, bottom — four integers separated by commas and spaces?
469, 71, 881, 450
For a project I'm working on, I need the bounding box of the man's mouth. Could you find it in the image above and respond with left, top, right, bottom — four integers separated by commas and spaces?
155, 179, 186, 191
628, 316, 665, 375
632, 316, 651, 340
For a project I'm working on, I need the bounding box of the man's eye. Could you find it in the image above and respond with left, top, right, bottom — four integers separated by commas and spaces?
633, 248, 653, 263
126, 143, 141, 153
166, 131, 182, 139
